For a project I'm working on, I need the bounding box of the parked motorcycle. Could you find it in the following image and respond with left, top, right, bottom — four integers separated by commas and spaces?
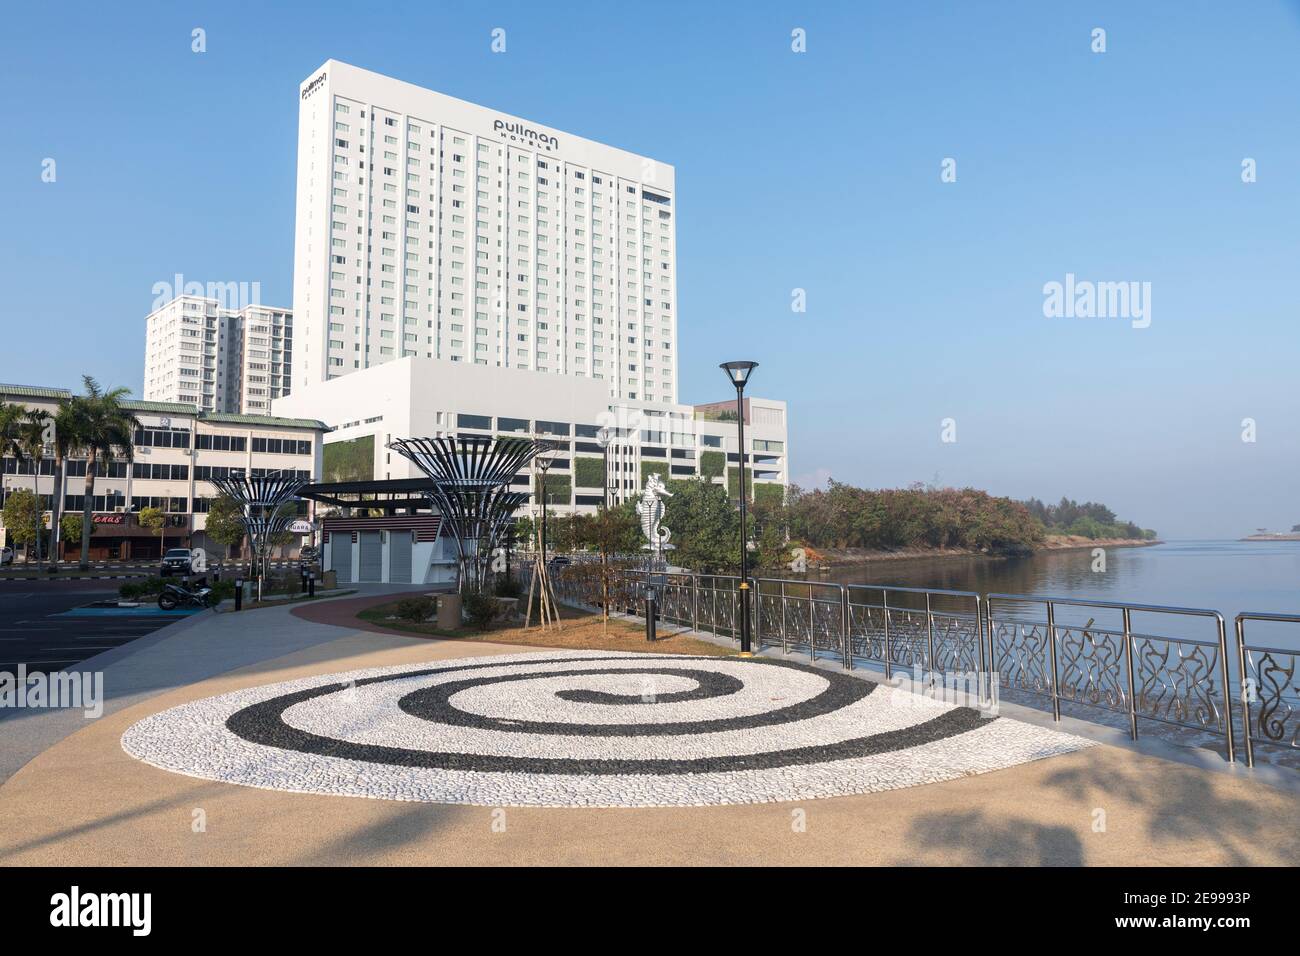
158, 582, 213, 611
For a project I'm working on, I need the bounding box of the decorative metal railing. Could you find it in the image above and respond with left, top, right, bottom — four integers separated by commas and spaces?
1235, 612, 1300, 768
537, 565, 1298, 769
845, 585, 983, 679
754, 579, 847, 662
986, 594, 1235, 762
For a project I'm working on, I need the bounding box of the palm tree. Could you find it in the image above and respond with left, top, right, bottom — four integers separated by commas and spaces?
46, 400, 83, 567
0, 402, 29, 559
17, 409, 52, 564
69, 377, 140, 570
0, 401, 23, 466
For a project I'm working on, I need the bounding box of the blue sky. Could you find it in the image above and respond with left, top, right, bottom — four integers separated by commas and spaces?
2, 1, 1298, 537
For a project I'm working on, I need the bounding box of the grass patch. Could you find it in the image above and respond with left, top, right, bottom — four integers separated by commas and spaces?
357, 600, 735, 656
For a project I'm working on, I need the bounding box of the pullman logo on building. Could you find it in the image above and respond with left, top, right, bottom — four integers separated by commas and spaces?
301, 71, 326, 100
493, 118, 558, 151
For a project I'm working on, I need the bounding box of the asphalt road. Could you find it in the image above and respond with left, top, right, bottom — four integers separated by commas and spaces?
0, 579, 192, 674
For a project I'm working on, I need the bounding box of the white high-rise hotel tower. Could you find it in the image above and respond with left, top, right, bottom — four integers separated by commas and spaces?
276, 60, 787, 512
293, 60, 678, 403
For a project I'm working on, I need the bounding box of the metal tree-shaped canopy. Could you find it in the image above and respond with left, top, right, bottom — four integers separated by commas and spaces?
388, 435, 555, 591
210, 472, 307, 579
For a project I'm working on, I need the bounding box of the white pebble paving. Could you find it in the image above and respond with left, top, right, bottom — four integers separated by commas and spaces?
122, 649, 1095, 807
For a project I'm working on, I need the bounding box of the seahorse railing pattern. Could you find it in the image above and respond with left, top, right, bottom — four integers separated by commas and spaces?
846, 586, 982, 679
754, 582, 846, 661
1130, 633, 1227, 732
1054, 625, 1128, 714
989, 622, 1053, 699
1236, 613, 1300, 767
987, 594, 1234, 757
656, 574, 696, 630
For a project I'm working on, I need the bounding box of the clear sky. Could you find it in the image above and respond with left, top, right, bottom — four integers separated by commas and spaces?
2, 1, 1297, 538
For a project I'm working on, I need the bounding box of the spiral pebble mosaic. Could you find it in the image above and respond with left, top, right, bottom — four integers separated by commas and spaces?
121, 650, 1094, 807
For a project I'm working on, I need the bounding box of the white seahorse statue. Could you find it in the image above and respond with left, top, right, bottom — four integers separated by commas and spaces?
637, 473, 674, 555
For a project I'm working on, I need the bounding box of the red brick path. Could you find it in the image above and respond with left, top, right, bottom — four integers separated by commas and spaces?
290, 592, 436, 639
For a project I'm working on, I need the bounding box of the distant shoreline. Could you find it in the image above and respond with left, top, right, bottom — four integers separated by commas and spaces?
1240, 533, 1300, 541
804, 537, 1161, 570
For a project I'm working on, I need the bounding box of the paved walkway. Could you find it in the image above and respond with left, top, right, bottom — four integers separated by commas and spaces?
0, 584, 426, 785
1, 591, 1296, 865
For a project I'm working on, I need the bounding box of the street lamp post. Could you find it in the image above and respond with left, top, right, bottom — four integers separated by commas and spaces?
596, 425, 612, 510
720, 361, 758, 655
161, 488, 170, 560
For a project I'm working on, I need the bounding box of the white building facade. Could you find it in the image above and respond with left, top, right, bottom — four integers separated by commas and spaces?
293, 60, 678, 404
277, 61, 789, 524
274, 357, 788, 515
144, 295, 293, 415
0, 384, 324, 561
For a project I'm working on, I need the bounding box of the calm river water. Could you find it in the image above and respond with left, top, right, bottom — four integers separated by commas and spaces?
810, 540, 1300, 649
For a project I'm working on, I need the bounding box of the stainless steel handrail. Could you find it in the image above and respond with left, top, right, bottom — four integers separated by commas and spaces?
539, 568, 1299, 769
986, 592, 1234, 761
1235, 611, 1300, 768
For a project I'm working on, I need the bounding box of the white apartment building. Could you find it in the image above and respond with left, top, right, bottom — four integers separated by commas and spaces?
293, 60, 678, 404
144, 295, 293, 415
0, 383, 324, 561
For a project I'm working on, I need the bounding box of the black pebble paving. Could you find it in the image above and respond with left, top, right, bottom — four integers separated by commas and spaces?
224, 654, 995, 776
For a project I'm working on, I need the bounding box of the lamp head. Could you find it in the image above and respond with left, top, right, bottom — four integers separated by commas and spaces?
720, 360, 758, 389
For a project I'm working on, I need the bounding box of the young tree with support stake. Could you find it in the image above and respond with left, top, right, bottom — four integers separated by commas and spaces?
571, 503, 639, 634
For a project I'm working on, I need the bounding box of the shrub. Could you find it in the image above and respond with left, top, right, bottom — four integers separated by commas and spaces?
209, 579, 235, 604
119, 577, 165, 600
396, 596, 437, 623
493, 573, 522, 599
461, 586, 502, 631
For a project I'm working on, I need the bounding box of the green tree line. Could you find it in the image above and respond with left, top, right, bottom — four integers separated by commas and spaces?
781, 481, 1047, 555
519, 477, 1156, 579
1019, 496, 1157, 541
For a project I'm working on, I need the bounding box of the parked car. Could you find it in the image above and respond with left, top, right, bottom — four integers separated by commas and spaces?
159, 548, 194, 577
0, 546, 13, 566
298, 545, 319, 562
547, 555, 572, 568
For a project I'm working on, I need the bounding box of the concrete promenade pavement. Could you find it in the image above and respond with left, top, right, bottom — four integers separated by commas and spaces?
0, 584, 427, 785
0, 590, 1296, 866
